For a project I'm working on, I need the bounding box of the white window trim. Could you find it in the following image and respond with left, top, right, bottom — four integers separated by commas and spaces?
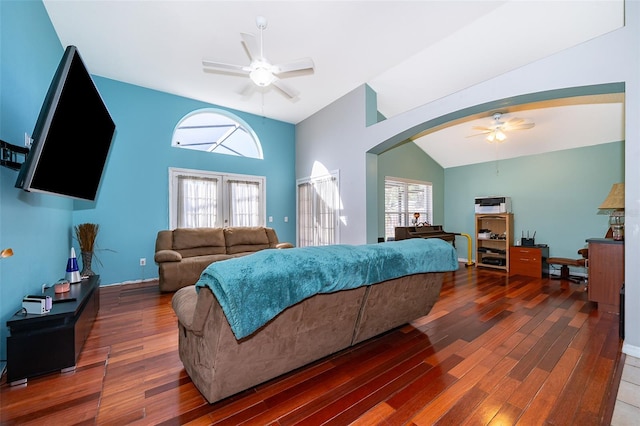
384, 176, 433, 240
168, 167, 266, 229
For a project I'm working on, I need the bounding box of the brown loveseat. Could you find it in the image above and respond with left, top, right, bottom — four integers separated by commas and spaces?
154, 226, 292, 292
172, 272, 446, 404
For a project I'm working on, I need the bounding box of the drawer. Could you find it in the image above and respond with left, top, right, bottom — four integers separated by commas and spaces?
510, 261, 540, 277
510, 247, 540, 260
509, 246, 546, 277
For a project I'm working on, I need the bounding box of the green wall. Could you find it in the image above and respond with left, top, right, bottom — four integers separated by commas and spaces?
377, 141, 445, 239
378, 140, 623, 264
444, 141, 624, 261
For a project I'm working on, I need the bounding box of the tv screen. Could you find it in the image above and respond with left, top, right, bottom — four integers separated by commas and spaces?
15, 45, 115, 201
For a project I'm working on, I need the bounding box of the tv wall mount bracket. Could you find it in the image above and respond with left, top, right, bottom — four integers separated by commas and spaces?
0, 139, 29, 171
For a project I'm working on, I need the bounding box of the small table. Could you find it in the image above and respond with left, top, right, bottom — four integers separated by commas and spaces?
509, 245, 549, 278
6, 275, 100, 385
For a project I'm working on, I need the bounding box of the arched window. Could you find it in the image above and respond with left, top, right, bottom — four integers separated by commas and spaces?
172, 109, 263, 159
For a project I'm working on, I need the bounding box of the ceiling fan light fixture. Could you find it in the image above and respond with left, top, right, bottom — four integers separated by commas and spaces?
250, 66, 275, 87
486, 128, 506, 143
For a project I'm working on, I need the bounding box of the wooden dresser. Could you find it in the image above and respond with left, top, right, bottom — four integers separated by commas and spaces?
509, 245, 549, 278
587, 238, 624, 313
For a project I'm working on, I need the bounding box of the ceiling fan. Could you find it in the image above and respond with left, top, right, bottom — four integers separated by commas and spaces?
468, 112, 535, 143
202, 16, 315, 100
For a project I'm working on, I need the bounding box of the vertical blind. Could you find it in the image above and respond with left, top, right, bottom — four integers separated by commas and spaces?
297, 175, 338, 247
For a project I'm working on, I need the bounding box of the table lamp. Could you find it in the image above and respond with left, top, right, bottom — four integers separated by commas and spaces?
599, 183, 624, 241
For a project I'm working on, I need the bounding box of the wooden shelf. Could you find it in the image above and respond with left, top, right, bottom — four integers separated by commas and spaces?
475, 213, 513, 272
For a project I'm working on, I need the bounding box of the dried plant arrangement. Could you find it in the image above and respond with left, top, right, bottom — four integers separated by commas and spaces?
74, 223, 99, 253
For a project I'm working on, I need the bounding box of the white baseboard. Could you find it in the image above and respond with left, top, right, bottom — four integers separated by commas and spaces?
100, 277, 158, 287
622, 342, 640, 359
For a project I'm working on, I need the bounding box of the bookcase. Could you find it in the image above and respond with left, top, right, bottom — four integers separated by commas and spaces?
475, 213, 513, 272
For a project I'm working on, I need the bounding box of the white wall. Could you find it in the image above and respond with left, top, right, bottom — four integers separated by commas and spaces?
296, 2, 640, 353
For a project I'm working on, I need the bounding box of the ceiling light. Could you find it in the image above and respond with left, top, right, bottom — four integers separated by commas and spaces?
249, 62, 276, 87
486, 128, 506, 143
471, 112, 534, 143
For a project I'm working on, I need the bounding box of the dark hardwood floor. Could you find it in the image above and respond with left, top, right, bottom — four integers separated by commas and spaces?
0, 265, 624, 425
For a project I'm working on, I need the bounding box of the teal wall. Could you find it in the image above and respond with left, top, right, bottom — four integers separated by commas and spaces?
72, 77, 296, 285
444, 141, 624, 261
378, 139, 624, 263
0, 0, 296, 362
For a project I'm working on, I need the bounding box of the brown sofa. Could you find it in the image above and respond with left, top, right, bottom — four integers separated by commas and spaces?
154, 226, 292, 292
172, 272, 446, 404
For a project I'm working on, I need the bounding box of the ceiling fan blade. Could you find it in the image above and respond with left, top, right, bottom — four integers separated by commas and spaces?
238, 82, 255, 98
241, 32, 260, 61
506, 118, 524, 126
466, 132, 491, 138
471, 126, 492, 132
202, 60, 250, 75
273, 57, 315, 74
509, 122, 536, 130
272, 78, 299, 99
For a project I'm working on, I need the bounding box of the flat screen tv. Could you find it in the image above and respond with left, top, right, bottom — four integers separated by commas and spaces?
15, 45, 115, 201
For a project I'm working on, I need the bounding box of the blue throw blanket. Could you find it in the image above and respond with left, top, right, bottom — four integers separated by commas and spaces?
195, 238, 458, 339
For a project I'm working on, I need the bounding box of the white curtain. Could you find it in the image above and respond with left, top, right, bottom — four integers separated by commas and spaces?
228, 180, 260, 226
177, 175, 218, 228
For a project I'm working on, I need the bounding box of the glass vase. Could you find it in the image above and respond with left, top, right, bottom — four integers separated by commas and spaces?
81, 251, 95, 276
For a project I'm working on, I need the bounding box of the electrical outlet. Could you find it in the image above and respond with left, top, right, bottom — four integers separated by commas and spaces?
140, 258, 146, 266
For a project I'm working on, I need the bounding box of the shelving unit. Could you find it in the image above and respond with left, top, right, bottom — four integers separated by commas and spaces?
475, 213, 513, 272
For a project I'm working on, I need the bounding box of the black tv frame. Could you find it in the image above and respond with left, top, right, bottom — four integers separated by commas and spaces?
15, 45, 115, 201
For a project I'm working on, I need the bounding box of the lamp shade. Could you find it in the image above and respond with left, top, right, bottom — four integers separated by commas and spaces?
599, 183, 625, 210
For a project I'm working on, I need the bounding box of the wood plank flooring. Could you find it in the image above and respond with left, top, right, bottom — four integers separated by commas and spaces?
0, 265, 624, 425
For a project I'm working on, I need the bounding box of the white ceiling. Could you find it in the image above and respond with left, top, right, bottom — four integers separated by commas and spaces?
42, 0, 625, 168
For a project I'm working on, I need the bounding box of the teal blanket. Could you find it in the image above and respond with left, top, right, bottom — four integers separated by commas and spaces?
195, 238, 458, 339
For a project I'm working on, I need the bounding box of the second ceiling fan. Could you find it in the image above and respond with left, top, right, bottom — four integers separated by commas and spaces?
468, 112, 535, 143
202, 16, 315, 100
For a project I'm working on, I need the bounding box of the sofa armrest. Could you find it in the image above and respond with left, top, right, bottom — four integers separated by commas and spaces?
276, 242, 294, 249
155, 249, 182, 263
172, 285, 215, 336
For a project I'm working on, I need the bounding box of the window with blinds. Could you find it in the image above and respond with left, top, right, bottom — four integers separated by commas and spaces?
384, 177, 433, 240
297, 172, 339, 247
169, 168, 265, 229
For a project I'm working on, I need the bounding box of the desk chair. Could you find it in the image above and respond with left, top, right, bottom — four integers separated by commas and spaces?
547, 248, 588, 283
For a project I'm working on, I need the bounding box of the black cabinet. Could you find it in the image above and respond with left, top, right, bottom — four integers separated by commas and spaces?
6, 275, 100, 385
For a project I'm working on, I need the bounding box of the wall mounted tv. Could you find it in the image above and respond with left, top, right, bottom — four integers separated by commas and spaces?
15, 45, 116, 201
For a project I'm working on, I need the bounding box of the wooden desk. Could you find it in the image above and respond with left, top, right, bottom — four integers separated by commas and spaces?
586, 238, 624, 313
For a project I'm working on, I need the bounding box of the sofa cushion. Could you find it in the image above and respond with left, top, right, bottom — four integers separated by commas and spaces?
224, 227, 271, 254
173, 228, 226, 254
